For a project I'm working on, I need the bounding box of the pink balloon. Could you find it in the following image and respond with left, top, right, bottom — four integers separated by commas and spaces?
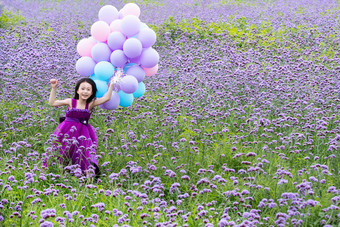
91, 21, 110, 42
77, 38, 96, 57
121, 3, 140, 17
110, 19, 122, 32
89, 36, 99, 43
142, 64, 158, 77
98, 5, 118, 24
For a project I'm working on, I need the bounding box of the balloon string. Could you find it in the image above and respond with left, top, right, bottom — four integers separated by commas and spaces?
110, 67, 125, 92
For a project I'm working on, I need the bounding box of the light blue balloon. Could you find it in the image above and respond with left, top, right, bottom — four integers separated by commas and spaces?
123, 62, 137, 73
89, 73, 99, 81
118, 90, 133, 107
133, 82, 145, 98
93, 80, 108, 98
94, 61, 115, 81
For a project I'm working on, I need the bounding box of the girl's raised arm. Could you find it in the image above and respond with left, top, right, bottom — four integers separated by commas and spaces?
90, 80, 115, 110
49, 79, 71, 107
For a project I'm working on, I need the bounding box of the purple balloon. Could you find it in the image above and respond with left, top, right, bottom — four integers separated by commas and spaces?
123, 38, 142, 59
129, 55, 141, 64
126, 65, 145, 82
102, 91, 120, 110
99, 102, 115, 109
120, 75, 138, 94
140, 23, 148, 29
98, 5, 119, 24
76, 57, 96, 77
118, 10, 124, 19
107, 32, 126, 50
99, 103, 108, 109
140, 48, 159, 68
138, 28, 156, 48
91, 43, 111, 62
110, 50, 128, 68
121, 15, 140, 37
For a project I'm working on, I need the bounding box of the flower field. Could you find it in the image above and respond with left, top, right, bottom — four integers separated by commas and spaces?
0, 0, 339, 226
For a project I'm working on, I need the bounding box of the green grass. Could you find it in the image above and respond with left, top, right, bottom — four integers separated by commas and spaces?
150, 16, 338, 60
0, 8, 26, 30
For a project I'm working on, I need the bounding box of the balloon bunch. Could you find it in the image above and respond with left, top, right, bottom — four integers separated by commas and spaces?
75, 3, 159, 109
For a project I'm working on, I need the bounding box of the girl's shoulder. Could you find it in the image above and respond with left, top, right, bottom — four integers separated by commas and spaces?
65, 98, 72, 109
88, 100, 96, 112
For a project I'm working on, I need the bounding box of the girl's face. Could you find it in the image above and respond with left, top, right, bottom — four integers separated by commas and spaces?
77, 82, 93, 100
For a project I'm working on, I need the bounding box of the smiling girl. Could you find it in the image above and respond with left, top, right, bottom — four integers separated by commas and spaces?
43, 78, 114, 180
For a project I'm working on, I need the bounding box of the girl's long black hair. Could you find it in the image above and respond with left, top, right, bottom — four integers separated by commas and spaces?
73, 78, 97, 104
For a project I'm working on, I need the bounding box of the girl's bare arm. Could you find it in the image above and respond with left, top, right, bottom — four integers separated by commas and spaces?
89, 81, 115, 109
49, 79, 71, 107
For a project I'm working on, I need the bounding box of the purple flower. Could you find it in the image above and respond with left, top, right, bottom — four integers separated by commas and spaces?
41, 209, 56, 219
40, 221, 53, 227
278, 179, 288, 184
181, 175, 190, 181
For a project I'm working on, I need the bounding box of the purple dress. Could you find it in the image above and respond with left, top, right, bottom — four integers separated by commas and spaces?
43, 99, 98, 172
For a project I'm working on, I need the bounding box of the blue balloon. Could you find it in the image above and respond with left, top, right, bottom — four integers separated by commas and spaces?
133, 82, 145, 98
123, 63, 137, 73
93, 80, 108, 98
94, 61, 115, 81
118, 90, 133, 107
89, 73, 99, 81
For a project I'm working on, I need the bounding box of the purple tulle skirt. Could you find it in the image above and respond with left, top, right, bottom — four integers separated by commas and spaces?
43, 99, 98, 172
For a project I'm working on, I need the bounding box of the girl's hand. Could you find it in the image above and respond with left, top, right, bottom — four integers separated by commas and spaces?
109, 79, 115, 87
50, 79, 58, 88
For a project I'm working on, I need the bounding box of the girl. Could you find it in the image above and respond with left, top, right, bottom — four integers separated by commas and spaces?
43, 77, 114, 179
